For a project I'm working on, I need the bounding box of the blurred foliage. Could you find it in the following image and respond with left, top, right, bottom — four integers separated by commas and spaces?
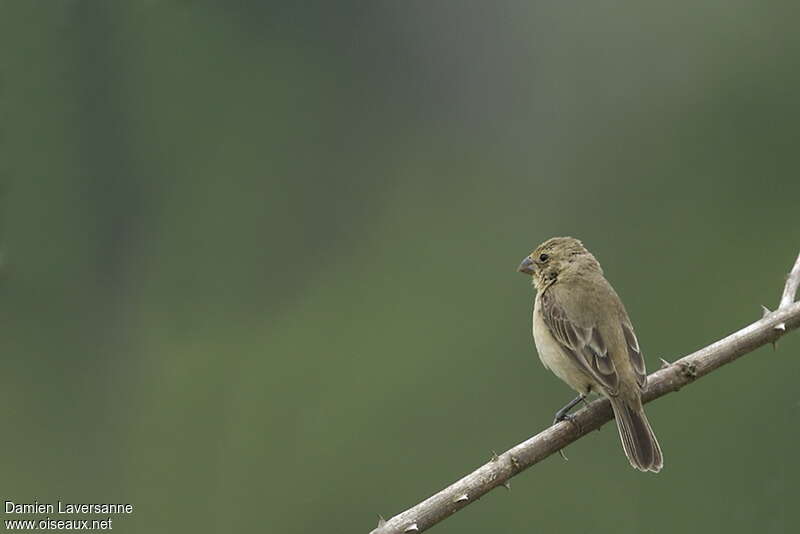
1, 2, 799, 533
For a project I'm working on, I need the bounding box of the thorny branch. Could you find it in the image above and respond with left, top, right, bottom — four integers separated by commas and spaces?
370, 250, 800, 534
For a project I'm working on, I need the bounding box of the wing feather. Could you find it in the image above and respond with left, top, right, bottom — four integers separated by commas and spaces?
540, 290, 620, 394
622, 320, 647, 388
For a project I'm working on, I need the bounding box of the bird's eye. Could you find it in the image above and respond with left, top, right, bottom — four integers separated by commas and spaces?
539, 253, 549, 262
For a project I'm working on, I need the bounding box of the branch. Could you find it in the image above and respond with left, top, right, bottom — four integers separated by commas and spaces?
371, 250, 800, 534
780, 252, 800, 309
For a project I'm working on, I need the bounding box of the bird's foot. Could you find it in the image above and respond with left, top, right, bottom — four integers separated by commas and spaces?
553, 412, 575, 425
553, 413, 580, 461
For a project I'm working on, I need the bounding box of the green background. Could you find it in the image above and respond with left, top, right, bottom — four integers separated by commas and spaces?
3, 2, 800, 533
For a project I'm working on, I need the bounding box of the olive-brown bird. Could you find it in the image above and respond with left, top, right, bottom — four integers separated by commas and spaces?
518, 237, 663, 472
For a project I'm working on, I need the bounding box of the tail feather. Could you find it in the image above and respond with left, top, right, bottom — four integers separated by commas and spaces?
610, 398, 663, 473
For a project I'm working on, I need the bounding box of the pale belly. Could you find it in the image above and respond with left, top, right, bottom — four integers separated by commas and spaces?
532, 300, 594, 395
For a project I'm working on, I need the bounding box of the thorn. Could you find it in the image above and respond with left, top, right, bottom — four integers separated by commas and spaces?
404, 523, 419, 533
454, 493, 468, 503
775, 322, 786, 332
502, 480, 512, 490
377, 515, 386, 527
490, 450, 499, 462
762, 305, 772, 318
558, 449, 569, 462
659, 358, 671, 369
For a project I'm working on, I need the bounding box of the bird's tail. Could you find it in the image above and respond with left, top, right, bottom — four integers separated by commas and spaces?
610, 398, 663, 473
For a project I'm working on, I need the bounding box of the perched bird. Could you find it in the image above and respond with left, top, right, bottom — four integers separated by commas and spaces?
517, 237, 663, 472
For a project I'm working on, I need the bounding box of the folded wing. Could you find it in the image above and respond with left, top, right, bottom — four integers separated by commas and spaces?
539, 290, 620, 395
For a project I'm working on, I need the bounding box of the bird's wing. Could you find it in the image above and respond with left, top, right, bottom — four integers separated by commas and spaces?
621, 319, 647, 388
539, 290, 620, 395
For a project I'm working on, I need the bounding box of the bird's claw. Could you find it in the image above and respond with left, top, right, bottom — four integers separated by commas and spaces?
553, 412, 575, 425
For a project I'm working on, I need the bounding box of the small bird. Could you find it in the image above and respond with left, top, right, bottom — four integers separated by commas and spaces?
517, 237, 663, 472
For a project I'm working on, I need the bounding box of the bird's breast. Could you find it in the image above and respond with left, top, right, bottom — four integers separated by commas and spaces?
532, 297, 593, 394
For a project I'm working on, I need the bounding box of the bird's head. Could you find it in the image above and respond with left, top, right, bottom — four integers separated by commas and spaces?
517, 236, 600, 289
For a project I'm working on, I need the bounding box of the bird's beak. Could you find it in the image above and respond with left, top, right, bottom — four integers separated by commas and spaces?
517, 256, 535, 275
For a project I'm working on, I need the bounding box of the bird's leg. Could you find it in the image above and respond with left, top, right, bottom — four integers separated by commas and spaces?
553, 393, 587, 425
552, 393, 587, 462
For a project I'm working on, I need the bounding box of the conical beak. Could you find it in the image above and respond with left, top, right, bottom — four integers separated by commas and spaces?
517, 256, 535, 275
